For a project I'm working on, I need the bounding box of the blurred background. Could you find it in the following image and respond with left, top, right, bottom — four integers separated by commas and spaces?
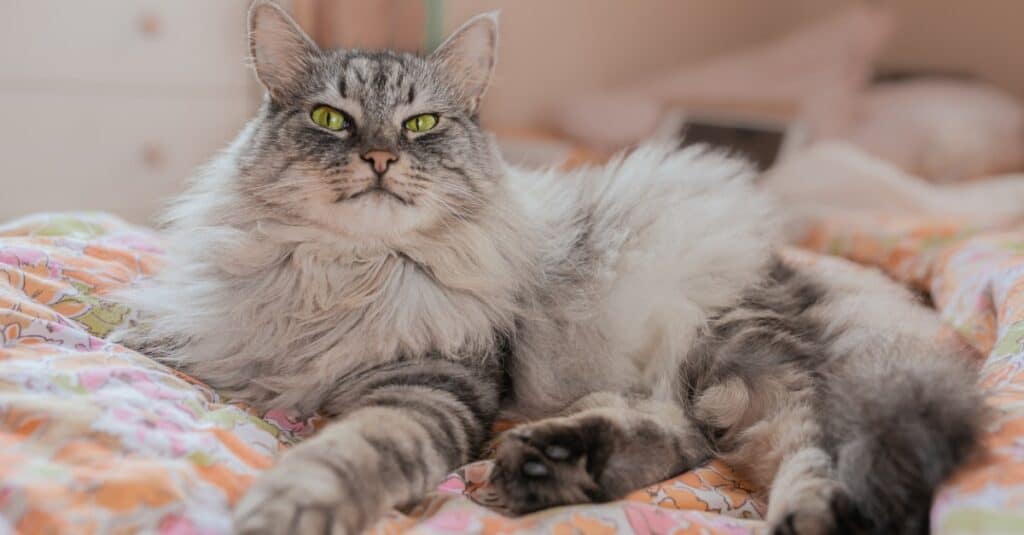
1, 0, 1022, 224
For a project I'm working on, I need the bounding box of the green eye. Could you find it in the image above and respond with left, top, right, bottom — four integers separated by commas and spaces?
311, 105, 346, 131
404, 113, 438, 132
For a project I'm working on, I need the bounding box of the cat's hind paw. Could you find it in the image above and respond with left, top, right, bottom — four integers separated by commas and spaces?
488, 416, 615, 514
769, 486, 868, 535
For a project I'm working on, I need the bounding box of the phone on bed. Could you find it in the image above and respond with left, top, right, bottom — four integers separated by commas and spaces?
651, 109, 803, 175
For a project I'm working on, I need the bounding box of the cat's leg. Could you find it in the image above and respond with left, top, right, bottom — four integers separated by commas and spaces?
489, 392, 711, 513
742, 260, 981, 534
726, 401, 862, 535
764, 447, 863, 535
234, 358, 500, 535
795, 260, 983, 533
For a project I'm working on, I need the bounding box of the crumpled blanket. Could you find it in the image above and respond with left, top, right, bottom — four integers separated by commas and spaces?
1, 210, 1022, 534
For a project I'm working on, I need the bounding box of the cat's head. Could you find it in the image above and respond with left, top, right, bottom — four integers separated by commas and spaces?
237, 1, 501, 240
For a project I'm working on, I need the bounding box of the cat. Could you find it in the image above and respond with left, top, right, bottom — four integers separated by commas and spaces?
112, 2, 984, 534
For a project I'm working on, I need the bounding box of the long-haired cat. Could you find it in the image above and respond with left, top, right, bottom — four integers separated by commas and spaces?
114, 2, 983, 533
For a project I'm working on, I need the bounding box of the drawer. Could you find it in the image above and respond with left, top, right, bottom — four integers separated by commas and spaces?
1, 0, 251, 91
0, 92, 255, 224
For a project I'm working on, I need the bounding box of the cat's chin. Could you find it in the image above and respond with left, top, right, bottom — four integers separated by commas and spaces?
341, 187, 411, 206
308, 195, 433, 240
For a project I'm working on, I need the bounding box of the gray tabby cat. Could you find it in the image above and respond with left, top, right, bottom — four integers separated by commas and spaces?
114, 2, 984, 534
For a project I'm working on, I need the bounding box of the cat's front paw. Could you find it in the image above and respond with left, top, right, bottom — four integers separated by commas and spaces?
234, 454, 365, 535
488, 416, 615, 514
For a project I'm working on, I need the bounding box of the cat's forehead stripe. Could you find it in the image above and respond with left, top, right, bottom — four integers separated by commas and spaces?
334, 53, 423, 111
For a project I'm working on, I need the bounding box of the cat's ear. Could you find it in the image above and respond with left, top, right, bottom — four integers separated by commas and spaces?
248, 0, 319, 100
431, 12, 499, 112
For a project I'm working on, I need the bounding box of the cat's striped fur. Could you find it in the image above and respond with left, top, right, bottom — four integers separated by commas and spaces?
113, 2, 983, 534
492, 257, 981, 534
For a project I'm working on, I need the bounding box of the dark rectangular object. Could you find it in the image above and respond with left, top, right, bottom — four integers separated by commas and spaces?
678, 116, 788, 172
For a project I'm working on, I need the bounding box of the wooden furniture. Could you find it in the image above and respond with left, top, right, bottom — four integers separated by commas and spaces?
0, 1, 257, 224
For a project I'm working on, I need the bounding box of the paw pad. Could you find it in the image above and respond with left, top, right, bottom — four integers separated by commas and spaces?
544, 444, 572, 460
522, 460, 550, 477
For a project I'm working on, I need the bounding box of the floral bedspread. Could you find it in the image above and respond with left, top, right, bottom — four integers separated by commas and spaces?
1, 211, 1021, 534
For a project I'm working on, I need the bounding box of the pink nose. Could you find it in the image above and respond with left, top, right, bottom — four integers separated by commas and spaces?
361, 150, 398, 174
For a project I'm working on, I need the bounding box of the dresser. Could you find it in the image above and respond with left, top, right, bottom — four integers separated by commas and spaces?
0, 1, 258, 224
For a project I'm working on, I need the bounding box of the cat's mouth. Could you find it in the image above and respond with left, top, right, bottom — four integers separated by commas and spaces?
340, 186, 411, 206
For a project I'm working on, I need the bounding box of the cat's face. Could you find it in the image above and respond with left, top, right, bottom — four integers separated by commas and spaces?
239, 1, 501, 240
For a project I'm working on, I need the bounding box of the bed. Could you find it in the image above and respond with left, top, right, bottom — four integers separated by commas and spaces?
2, 208, 1022, 534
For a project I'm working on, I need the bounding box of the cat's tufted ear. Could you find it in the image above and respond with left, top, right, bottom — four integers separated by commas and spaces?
248, 0, 320, 100
431, 12, 499, 112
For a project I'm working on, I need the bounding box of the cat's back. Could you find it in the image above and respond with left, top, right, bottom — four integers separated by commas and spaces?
501, 145, 782, 408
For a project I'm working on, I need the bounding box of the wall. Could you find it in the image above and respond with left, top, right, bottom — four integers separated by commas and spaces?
440, 0, 1024, 131
441, 0, 802, 130
767, 0, 1024, 91
1, 1, 1020, 223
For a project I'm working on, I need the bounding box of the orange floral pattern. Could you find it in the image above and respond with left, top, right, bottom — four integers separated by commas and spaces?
797, 215, 1024, 534
0, 214, 310, 534
2, 211, 1023, 534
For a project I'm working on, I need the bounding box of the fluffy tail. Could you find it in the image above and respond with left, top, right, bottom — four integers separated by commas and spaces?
826, 350, 984, 534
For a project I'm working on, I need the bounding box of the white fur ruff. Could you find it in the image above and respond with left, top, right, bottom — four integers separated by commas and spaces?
117, 143, 775, 416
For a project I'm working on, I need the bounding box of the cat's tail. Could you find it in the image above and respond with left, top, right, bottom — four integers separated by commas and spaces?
825, 345, 985, 534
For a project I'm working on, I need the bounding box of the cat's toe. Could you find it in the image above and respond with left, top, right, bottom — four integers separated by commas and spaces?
235, 485, 349, 535
234, 460, 358, 535
236, 496, 344, 535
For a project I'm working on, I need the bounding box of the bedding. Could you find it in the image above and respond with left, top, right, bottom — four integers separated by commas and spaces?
2, 210, 1023, 534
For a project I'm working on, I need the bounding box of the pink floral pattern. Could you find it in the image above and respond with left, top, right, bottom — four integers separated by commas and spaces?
2, 211, 1023, 534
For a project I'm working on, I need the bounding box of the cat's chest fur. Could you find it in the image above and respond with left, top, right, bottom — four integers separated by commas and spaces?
237, 239, 517, 409
309, 251, 506, 356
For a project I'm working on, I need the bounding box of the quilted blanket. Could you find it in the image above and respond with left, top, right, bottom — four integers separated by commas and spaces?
1, 211, 1022, 534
